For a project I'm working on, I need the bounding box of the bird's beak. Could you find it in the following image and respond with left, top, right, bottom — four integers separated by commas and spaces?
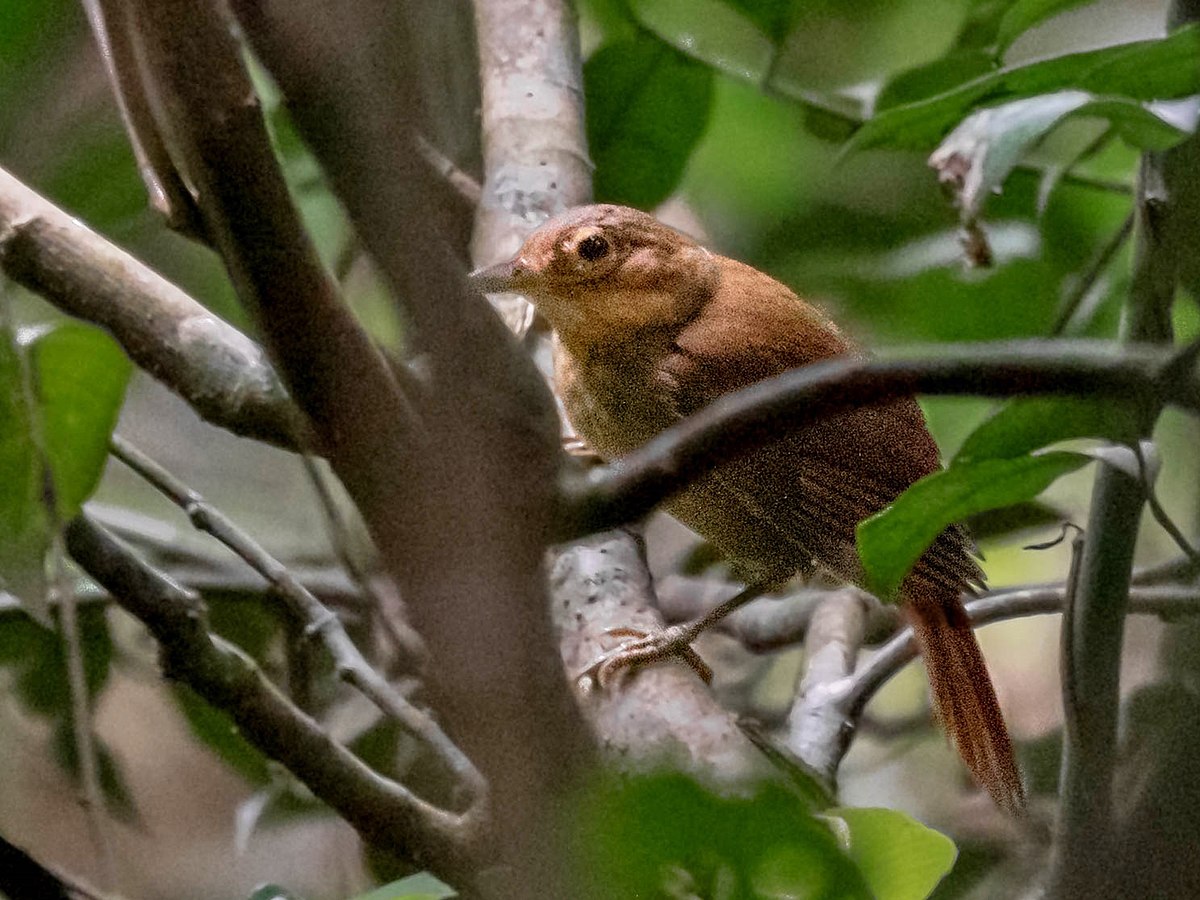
469, 258, 525, 293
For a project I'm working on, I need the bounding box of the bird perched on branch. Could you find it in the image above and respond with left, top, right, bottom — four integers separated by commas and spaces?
471, 203, 1024, 814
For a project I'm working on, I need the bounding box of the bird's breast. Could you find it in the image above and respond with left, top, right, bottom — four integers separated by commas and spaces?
553, 341, 678, 459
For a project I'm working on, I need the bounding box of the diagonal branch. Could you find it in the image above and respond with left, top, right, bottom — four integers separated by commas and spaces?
63, 514, 484, 878
0, 164, 306, 449
558, 342, 1200, 539
108, 434, 484, 804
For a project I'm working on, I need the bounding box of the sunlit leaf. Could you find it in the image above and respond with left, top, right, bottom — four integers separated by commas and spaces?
954, 396, 1141, 463
823, 807, 957, 900
627, 0, 773, 82
857, 453, 1090, 598
846, 25, 1200, 154
24, 322, 131, 519
930, 91, 1194, 217
996, 0, 1103, 54
720, 0, 802, 44
586, 34, 714, 208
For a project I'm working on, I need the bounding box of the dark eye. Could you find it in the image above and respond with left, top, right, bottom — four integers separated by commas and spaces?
577, 234, 610, 261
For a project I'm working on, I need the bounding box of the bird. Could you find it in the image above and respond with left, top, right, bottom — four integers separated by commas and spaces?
470, 203, 1025, 814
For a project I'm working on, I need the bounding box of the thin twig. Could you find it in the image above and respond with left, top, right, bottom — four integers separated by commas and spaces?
1135, 442, 1200, 565
109, 434, 484, 802
415, 134, 482, 206
81, 0, 208, 239
50, 535, 116, 891
300, 455, 428, 669
6, 290, 115, 888
841, 583, 1200, 723
656, 576, 900, 651
1049, 212, 1134, 336
64, 514, 484, 879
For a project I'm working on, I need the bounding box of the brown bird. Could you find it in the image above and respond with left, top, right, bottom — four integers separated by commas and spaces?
471, 204, 1025, 814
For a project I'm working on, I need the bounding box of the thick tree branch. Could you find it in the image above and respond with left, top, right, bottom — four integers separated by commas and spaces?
0, 164, 306, 448
468, 0, 779, 791
558, 342, 1200, 539
222, 2, 587, 894
81, 0, 207, 238
784, 589, 870, 787
63, 514, 483, 879
1051, 4, 1199, 893
471, 0, 592, 336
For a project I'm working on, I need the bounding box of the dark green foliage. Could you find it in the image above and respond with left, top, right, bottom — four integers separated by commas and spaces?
586, 34, 715, 208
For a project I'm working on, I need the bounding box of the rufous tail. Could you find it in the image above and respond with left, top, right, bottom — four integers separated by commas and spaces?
904, 582, 1026, 815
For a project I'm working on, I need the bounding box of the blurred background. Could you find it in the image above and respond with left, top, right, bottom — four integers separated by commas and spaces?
1, 0, 1195, 896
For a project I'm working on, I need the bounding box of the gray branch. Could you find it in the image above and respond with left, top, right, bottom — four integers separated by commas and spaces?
0, 164, 307, 448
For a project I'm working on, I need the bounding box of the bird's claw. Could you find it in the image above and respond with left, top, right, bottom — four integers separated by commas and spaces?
579, 625, 714, 690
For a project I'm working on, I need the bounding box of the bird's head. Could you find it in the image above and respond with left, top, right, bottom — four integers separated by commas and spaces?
471, 204, 719, 351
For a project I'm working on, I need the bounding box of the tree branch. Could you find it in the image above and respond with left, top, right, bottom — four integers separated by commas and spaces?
80, 0, 207, 239
557, 342, 1200, 539
63, 514, 483, 879
0, 164, 306, 448
784, 589, 870, 789
789, 582, 1200, 792
223, 2, 588, 894
1050, 4, 1198, 892
108, 434, 483, 803
469, 0, 780, 792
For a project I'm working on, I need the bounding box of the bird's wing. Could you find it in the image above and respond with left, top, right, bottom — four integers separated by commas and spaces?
655, 258, 981, 589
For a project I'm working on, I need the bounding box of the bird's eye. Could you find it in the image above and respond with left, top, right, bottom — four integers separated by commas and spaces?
576, 234, 610, 262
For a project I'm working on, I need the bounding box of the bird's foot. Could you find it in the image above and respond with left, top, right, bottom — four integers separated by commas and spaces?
580, 624, 713, 689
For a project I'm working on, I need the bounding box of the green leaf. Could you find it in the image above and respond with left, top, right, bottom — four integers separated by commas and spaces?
995, 1, 1102, 54
875, 51, 996, 113
720, 0, 801, 44
627, 0, 774, 81
0, 321, 129, 618
954, 396, 1142, 464
586, 34, 714, 208
845, 25, 1200, 154
174, 685, 272, 786
350, 873, 457, 900
823, 807, 957, 900
14, 600, 113, 715
857, 453, 1090, 598
573, 772, 871, 899
624, 0, 863, 134
930, 91, 1193, 217
24, 322, 131, 519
